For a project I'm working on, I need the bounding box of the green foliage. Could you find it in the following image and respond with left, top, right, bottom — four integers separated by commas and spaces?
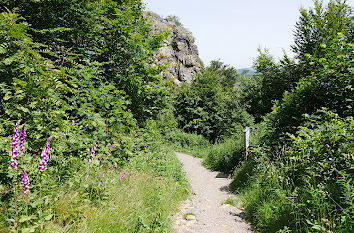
229, 159, 256, 193
235, 110, 354, 232
228, 2, 354, 232
164, 130, 210, 157
165, 15, 183, 26
292, 0, 353, 58
265, 34, 353, 141
0, 11, 135, 186
0, 3, 187, 232
222, 197, 238, 207
175, 62, 254, 143
84, 172, 187, 232
241, 1, 353, 123
284, 110, 353, 232
203, 135, 244, 173
0, 0, 171, 123
208, 59, 239, 88
241, 50, 302, 122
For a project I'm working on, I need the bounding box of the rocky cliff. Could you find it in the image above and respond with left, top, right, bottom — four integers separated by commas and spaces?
144, 11, 203, 85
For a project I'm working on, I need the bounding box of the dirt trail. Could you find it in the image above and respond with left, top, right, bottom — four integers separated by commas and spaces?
173, 152, 252, 233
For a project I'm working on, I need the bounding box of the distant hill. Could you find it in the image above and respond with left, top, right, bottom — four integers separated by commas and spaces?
237, 68, 256, 74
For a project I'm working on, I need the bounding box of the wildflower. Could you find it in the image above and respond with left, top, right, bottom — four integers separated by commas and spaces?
39, 137, 53, 173
119, 171, 126, 181
21, 169, 30, 194
85, 175, 89, 181
110, 163, 118, 173
111, 144, 116, 149
89, 141, 97, 163
9, 122, 20, 169
19, 124, 27, 155
130, 170, 133, 177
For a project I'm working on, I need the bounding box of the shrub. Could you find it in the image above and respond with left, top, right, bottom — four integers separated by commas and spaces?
203, 135, 244, 173
264, 28, 353, 143
164, 130, 210, 153
236, 110, 354, 232
174, 64, 254, 143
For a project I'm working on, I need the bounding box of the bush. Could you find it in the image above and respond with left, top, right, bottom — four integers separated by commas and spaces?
236, 110, 354, 232
174, 63, 254, 143
0, 7, 188, 232
264, 29, 353, 143
165, 130, 209, 152
203, 135, 244, 173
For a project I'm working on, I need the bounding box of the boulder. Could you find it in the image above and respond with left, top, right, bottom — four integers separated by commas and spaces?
144, 11, 203, 84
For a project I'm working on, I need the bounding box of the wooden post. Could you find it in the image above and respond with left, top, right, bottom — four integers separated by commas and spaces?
244, 127, 250, 160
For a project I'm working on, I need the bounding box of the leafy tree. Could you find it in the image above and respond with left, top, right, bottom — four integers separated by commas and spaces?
0, 0, 170, 123
207, 60, 239, 88
165, 15, 183, 26
241, 1, 353, 123
265, 33, 353, 141
0, 9, 138, 188
241, 49, 301, 122
292, 0, 353, 58
175, 64, 253, 143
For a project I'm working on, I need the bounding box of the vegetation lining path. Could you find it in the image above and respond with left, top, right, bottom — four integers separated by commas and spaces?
173, 152, 252, 233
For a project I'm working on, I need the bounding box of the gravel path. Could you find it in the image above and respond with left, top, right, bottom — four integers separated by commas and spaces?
173, 152, 252, 233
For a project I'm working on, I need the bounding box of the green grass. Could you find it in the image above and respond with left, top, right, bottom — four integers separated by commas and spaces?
44, 171, 188, 232
0, 143, 189, 233
203, 135, 244, 173
164, 130, 210, 157
221, 197, 238, 207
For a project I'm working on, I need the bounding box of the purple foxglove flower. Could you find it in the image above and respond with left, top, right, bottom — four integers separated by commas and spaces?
110, 163, 118, 173
21, 169, 30, 194
11, 121, 20, 149
89, 141, 97, 163
9, 122, 20, 169
19, 124, 27, 155
9, 150, 18, 169
119, 171, 126, 181
39, 137, 52, 173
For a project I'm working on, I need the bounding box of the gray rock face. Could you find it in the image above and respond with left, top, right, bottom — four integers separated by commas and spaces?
144, 11, 203, 85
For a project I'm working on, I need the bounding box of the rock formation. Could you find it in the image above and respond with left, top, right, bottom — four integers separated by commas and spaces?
144, 11, 203, 85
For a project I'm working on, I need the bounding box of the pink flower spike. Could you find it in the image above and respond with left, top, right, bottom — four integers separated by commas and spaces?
130, 170, 133, 177
85, 175, 89, 181
119, 172, 126, 181
89, 141, 97, 163
39, 137, 53, 173
110, 163, 118, 173
11, 121, 20, 149
19, 124, 27, 155
9, 121, 20, 169
21, 169, 30, 194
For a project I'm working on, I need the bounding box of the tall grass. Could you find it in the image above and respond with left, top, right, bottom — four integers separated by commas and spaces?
164, 130, 210, 157
203, 135, 244, 173
0, 122, 189, 232
232, 111, 354, 232
45, 170, 187, 232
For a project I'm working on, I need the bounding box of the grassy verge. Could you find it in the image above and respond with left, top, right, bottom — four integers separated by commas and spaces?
0, 139, 189, 232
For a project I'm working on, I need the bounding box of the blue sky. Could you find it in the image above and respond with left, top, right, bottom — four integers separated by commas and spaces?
144, 0, 353, 68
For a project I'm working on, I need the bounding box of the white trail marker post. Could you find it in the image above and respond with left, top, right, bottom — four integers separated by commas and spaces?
244, 127, 250, 160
